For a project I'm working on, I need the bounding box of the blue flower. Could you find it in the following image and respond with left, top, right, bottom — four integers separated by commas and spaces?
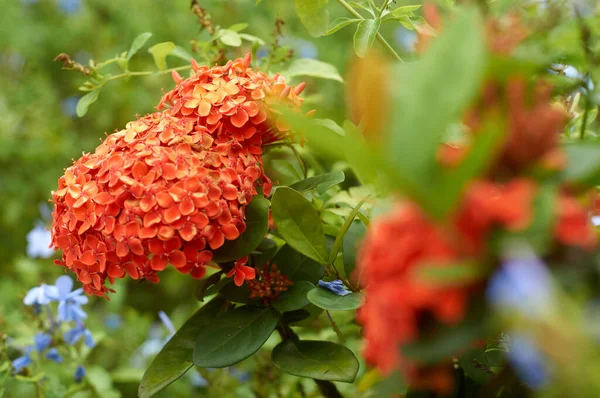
23, 284, 58, 306
34, 332, 52, 352
507, 333, 549, 389
26, 221, 54, 259
318, 280, 350, 296
394, 27, 417, 52
59, 0, 81, 14
74, 365, 86, 383
45, 348, 63, 363
257, 49, 268, 59
11, 346, 33, 374
46, 275, 88, 322
64, 322, 95, 348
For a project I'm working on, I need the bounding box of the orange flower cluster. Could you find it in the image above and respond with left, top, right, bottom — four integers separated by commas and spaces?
51, 55, 305, 296
247, 262, 293, 302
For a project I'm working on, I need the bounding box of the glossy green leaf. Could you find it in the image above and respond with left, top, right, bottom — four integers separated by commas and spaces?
324, 17, 360, 36
271, 187, 328, 264
149, 42, 176, 71
274, 245, 324, 284
218, 30, 242, 47
353, 19, 381, 58
193, 306, 279, 368
306, 287, 363, 310
342, 220, 367, 278
213, 196, 269, 262
127, 32, 152, 61
272, 339, 359, 383
76, 89, 100, 117
286, 58, 344, 83
295, 0, 330, 37
562, 142, 600, 186
290, 171, 345, 194
139, 297, 226, 398
272, 281, 315, 312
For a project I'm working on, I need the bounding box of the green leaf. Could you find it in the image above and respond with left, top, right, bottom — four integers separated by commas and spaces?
342, 220, 367, 278
139, 297, 226, 398
219, 280, 255, 304
306, 287, 363, 310
169, 46, 195, 62
239, 33, 266, 45
281, 309, 311, 324
285, 58, 343, 83
324, 17, 361, 36
76, 89, 100, 117
562, 142, 600, 186
353, 19, 381, 58
274, 245, 325, 284
194, 272, 223, 302
193, 306, 280, 367
228, 23, 248, 32
295, 0, 330, 37
272, 339, 359, 383
386, 5, 421, 19
149, 42, 176, 71
271, 187, 328, 264
218, 30, 242, 47
127, 32, 152, 61
415, 261, 487, 286
213, 196, 269, 262
272, 281, 315, 312
290, 171, 345, 194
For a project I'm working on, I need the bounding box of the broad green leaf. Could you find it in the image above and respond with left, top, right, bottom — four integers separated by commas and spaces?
286, 58, 344, 83
274, 245, 324, 284
353, 19, 381, 58
149, 42, 176, 71
193, 306, 279, 367
416, 261, 487, 286
295, 0, 330, 37
76, 89, 100, 117
272, 281, 315, 312
139, 297, 226, 398
281, 309, 311, 324
194, 272, 223, 302
219, 280, 255, 304
562, 142, 600, 186
324, 17, 360, 36
213, 197, 269, 262
218, 29, 242, 47
239, 33, 266, 45
127, 32, 152, 61
228, 23, 248, 32
271, 187, 328, 264
169, 46, 195, 62
272, 339, 359, 383
290, 171, 345, 193
343, 220, 367, 278
306, 287, 363, 310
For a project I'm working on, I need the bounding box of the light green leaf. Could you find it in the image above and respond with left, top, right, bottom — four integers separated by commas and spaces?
307, 287, 363, 310
274, 245, 325, 284
324, 17, 360, 36
193, 306, 280, 367
385, 5, 421, 19
562, 142, 600, 186
212, 196, 269, 262
295, 0, 330, 37
127, 32, 152, 61
149, 42, 176, 71
218, 30, 242, 47
239, 33, 266, 45
271, 187, 328, 264
286, 58, 344, 83
272, 281, 315, 312
290, 171, 345, 194
228, 23, 249, 32
353, 19, 381, 58
139, 297, 226, 398
76, 89, 100, 117
169, 46, 195, 62
272, 339, 359, 383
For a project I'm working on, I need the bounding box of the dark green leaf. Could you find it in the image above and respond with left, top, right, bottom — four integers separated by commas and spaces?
373, 371, 408, 397
193, 306, 280, 367
149, 42, 176, 71
562, 142, 600, 186
271, 187, 328, 264
127, 32, 152, 61
324, 17, 361, 36
76, 89, 100, 117
194, 272, 223, 302
281, 309, 311, 324
219, 280, 256, 304
213, 197, 269, 262
290, 171, 345, 194
272, 281, 315, 312
343, 220, 367, 278
272, 339, 359, 383
139, 297, 226, 398
353, 19, 381, 58
294, 0, 330, 37
306, 287, 363, 310
286, 59, 344, 83
274, 245, 325, 284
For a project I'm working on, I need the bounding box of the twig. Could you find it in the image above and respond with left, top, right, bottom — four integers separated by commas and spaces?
325, 310, 346, 343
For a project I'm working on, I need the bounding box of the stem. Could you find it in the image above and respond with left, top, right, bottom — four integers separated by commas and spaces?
288, 144, 308, 179
376, 0, 389, 18
335, 0, 403, 62
97, 65, 192, 89
580, 94, 590, 140
325, 310, 345, 343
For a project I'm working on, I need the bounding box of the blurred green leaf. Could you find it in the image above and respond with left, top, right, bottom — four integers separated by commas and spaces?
272, 339, 359, 382
76, 89, 100, 117
306, 287, 363, 310
218, 29, 243, 47
290, 171, 345, 193
324, 17, 361, 36
228, 23, 249, 32
415, 261, 487, 286
286, 58, 344, 82
272, 187, 328, 264
169, 46, 195, 62
127, 32, 152, 61
149, 41, 176, 71
295, 0, 330, 37
213, 196, 269, 262
354, 19, 381, 58
239, 33, 266, 45
342, 220, 367, 279
193, 306, 279, 367
139, 297, 226, 398
562, 142, 600, 186
272, 281, 315, 312
274, 245, 325, 284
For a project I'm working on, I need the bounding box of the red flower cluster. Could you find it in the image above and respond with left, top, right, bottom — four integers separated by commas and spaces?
51, 55, 305, 296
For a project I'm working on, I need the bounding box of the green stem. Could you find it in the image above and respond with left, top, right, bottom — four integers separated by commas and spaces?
97, 65, 192, 89
335, 0, 403, 62
325, 310, 346, 343
580, 88, 591, 140
376, 0, 389, 18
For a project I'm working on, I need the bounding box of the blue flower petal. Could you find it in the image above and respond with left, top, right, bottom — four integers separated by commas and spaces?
26, 222, 54, 259
64, 324, 84, 345
508, 333, 549, 389
11, 355, 32, 374
74, 365, 86, 383
55, 275, 74, 298
318, 280, 351, 296
46, 348, 63, 363
34, 332, 52, 352
83, 329, 95, 348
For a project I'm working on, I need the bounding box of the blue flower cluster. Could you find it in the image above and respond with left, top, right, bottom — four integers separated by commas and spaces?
12, 275, 95, 382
